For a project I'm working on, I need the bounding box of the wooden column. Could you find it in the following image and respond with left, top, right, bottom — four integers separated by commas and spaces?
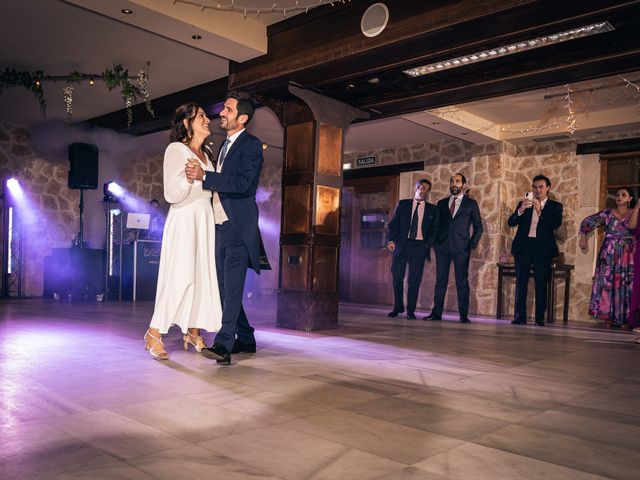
276, 85, 368, 331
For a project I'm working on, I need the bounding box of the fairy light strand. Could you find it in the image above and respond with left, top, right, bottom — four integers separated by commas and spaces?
171, 0, 349, 17
619, 75, 640, 119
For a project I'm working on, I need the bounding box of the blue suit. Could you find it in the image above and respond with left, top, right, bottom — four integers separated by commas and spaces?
431, 195, 483, 319
202, 130, 263, 351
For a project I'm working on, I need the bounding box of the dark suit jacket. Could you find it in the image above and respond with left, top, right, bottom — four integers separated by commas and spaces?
388, 199, 436, 260
508, 198, 563, 258
202, 130, 264, 273
433, 195, 483, 253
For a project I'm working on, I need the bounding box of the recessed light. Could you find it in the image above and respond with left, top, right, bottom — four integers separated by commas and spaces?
461, 132, 468, 135
192, 34, 202, 40
594, 130, 603, 134
121, 9, 133, 14
347, 83, 356, 90
432, 121, 440, 125
368, 77, 380, 84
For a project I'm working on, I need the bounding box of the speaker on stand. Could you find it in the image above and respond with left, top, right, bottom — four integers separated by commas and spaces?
68, 142, 99, 248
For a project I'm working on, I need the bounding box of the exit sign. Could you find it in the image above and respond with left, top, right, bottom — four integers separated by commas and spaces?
356, 156, 376, 166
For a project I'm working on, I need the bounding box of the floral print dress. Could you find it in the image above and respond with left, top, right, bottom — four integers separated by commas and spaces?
579, 209, 635, 325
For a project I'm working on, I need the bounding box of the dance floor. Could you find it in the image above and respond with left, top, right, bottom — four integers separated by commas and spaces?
1, 298, 639, 480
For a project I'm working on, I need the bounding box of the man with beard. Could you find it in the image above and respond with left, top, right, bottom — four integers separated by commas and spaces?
424, 173, 483, 323
185, 92, 263, 364
508, 174, 563, 326
387, 179, 436, 320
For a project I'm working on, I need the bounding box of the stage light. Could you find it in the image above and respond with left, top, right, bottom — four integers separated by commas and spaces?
6, 178, 23, 199
7, 206, 14, 274
107, 181, 124, 197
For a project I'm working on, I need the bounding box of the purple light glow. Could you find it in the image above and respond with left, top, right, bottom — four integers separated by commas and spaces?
6, 178, 23, 199
107, 182, 125, 197
258, 217, 279, 236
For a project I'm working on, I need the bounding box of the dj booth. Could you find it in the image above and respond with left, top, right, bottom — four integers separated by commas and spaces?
44, 240, 161, 302
120, 239, 161, 301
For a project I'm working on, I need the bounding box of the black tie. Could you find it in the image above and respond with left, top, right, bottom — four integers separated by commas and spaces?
409, 202, 420, 239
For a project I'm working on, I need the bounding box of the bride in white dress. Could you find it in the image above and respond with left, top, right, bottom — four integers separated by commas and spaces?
144, 103, 222, 359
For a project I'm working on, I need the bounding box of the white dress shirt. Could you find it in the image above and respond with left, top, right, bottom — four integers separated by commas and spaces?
408, 199, 425, 240
528, 197, 547, 237
209, 128, 245, 225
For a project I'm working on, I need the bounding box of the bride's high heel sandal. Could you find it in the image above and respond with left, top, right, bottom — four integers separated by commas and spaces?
144, 329, 169, 360
183, 332, 207, 353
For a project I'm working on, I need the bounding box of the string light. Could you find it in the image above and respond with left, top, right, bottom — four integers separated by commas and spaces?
427, 107, 497, 134
618, 75, 640, 119
500, 123, 559, 134
172, 0, 349, 18
618, 75, 640, 92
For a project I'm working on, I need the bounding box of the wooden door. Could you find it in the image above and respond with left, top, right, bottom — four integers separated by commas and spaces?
339, 175, 398, 305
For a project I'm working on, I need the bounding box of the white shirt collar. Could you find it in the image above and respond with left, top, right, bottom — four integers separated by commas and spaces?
226, 128, 245, 146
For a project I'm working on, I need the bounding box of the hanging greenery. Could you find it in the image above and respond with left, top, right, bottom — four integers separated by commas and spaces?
0, 68, 46, 117
0, 62, 154, 128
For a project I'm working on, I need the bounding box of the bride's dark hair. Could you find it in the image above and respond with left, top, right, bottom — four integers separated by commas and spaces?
169, 103, 202, 143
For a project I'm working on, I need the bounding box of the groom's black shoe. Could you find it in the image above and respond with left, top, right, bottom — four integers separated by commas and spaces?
202, 344, 231, 365
231, 340, 257, 354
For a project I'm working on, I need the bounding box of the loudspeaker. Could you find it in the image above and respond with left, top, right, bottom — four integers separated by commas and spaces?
68, 143, 99, 190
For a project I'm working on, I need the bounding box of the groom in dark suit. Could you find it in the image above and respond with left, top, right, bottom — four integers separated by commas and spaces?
508, 174, 563, 326
186, 92, 263, 364
425, 173, 482, 323
387, 179, 436, 320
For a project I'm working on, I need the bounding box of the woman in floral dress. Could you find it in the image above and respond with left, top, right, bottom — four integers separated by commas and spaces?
579, 187, 635, 327
626, 199, 640, 341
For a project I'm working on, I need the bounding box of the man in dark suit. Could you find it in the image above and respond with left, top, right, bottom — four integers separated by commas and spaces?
186, 92, 263, 364
387, 178, 436, 320
508, 174, 563, 326
425, 173, 482, 323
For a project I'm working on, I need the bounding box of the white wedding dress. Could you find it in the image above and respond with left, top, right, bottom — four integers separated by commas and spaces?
149, 142, 222, 334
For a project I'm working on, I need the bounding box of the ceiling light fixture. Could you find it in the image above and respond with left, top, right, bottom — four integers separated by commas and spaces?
192, 34, 202, 40
403, 21, 614, 78
121, 9, 133, 14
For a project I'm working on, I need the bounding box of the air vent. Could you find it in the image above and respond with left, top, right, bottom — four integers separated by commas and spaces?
532, 135, 571, 143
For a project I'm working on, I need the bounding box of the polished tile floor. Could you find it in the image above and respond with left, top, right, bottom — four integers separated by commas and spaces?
1, 298, 639, 479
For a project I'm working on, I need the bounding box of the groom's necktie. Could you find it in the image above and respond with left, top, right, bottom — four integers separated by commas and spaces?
218, 138, 230, 169
212, 138, 230, 225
